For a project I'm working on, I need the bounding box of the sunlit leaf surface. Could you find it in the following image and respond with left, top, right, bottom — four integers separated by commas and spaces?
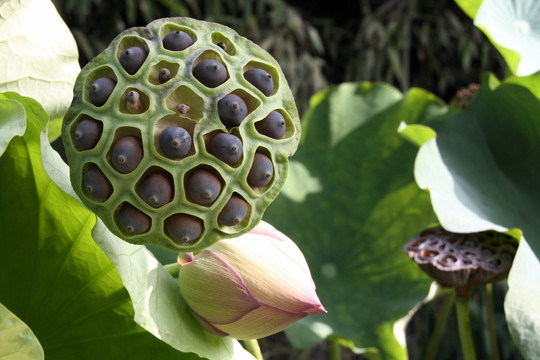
0, 302, 43, 360
0, 0, 80, 118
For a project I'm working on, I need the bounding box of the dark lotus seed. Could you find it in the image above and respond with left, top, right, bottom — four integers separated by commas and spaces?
218, 195, 248, 226
111, 136, 143, 174
158, 68, 171, 83
208, 133, 243, 165
247, 153, 274, 187
89, 77, 116, 107
83, 165, 112, 199
186, 169, 221, 205
193, 59, 227, 88
163, 30, 194, 51
165, 214, 203, 243
218, 94, 247, 127
159, 126, 191, 159
118, 203, 150, 234
256, 111, 286, 139
139, 172, 173, 208
244, 68, 274, 96
73, 118, 102, 150
119, 46, 148, 75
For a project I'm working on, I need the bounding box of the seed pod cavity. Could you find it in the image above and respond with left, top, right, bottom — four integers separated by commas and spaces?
110, 135, 143, 174
193, 58, 228, 88
255, 111, 286, 139
119, 46, 148, 75
208, 133, 243, 165
73, 118, 103, 150
244, 68, 274, 96
247, 153, 274, 188
138, 171, 174, 208
163, 30, 194, 51
165, 214, 203, 244
218, 94, 247, 127
117, 203, 151, 234
186, 168, 222, 205
83, 164, 113, 200
218, 195, 248, 226
88, 77, 116, 107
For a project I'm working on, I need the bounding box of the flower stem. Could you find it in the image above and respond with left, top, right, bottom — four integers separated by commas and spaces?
485, 283, 500, 360
455, 288, 476, 360
425, 291, 455, 360
243, 339, 263, 360
163, 262, 179, 278
329, 337, 342, 360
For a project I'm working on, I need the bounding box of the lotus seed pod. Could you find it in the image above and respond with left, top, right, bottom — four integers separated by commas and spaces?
111, 136, 143, 173
83, 165, 113, 199
139, 172, 173, 208
208, 133, 243, 165
163, 30, 194, 51
88, 77, 116, 106
256, 111, 285, 139
244, 68, 273, 96
218, 195, 248, 226
119, 46, 148, 75
159, 126, 192, 159
118, 203, 151, 234
165, 214, 203, 243
73, 118, 103, 150
248, 153, 273, 187
62, 18, 301, 252
158, 68, 171, 83
218, 94, 247, 127
404, 226, 518, 288
186, 169, 221, 205
193, 59, 228, 88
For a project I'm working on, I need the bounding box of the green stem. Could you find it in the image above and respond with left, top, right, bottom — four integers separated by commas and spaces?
485, 283, 500, 360
424, 291, 455, 360
329, 337, 342, 360
163, 262, 179, 278
243, 339, 263, 360
455, 289, 477, 360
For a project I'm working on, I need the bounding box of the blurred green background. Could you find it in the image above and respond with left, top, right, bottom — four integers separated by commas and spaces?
51, 0, 507, 116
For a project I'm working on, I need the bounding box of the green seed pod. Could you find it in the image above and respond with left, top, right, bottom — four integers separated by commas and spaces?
62, 17, 301, 252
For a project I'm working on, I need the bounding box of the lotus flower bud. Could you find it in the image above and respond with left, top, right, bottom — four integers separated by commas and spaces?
177, 221, 326, 340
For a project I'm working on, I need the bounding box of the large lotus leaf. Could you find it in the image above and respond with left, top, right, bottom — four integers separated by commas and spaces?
0, 92, 204, 359
504, 238, 540, 359
0, 302, 43, 360
39, 103, 254, 359
0, 0, 80, 119
263, 83, 446, 359
456, 0, 540, 76
414, 80, 540, 357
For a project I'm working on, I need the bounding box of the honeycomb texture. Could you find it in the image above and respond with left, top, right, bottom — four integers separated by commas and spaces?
62, 17, 301, 252
404, 226, 518, 287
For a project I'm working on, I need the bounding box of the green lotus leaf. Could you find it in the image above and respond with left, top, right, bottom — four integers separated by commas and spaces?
264, 82, 447, 358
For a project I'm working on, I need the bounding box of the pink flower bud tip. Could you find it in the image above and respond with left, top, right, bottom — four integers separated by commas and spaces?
177, 221, 326, 340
